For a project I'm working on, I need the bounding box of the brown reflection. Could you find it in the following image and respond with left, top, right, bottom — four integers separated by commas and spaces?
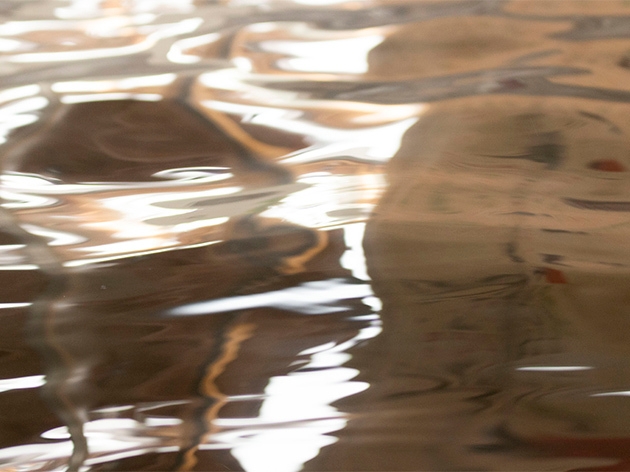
15, 210, 370, 469
1, 85, 305, 266
308, 95, 630, 471
4, 95, 289, 185
0, 230, 55, 451
4, 1, 630, 471
1, 64, 377, 469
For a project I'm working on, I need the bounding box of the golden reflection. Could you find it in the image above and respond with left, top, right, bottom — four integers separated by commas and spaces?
179, 320, 255, 471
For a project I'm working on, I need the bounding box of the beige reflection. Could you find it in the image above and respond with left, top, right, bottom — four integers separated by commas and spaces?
367, 15, 568, 80
311, 95, 630, 471
504, 0, 630, 16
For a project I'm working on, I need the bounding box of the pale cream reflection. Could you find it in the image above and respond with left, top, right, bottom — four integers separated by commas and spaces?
51, 73, 177, 93
55, 0, 198, 19
0, 417, 181, 470
0, 85, 46, 145
517, 366, 594, 372
253, 25, 386, 75
0, 16, 202, 63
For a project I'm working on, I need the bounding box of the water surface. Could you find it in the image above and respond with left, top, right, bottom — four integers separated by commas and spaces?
1, 1, 630, 470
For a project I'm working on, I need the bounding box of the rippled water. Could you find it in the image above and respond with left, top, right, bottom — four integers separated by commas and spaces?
1, 1, 630, 470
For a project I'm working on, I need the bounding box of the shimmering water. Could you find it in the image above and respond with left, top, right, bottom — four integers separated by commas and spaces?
1, 1, 630, 470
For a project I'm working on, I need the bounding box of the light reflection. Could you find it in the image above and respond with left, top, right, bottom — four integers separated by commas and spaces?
60, 92, 163, 104
0, 1, 629, 471
0, 38, 33, 53
0, 264, 39, 271
261, 173, 385, 228
198, 70, 265, 93
0, 15, 154, 36
0, 97, 48, 116
292, 0, 369, 4
0, 416, 183, 469
201, 100, 304, 126
52, 73, 176, 93
82, 446, 181, 468
0, 189, 58, 210
361, 295, 382, 312
172, 216, 229, 233
2, 172, 312, 264
73, 237, 177, 257
0, 85, 40, 104
0, 442, 73, 470
152, 167, 232, 182
517, 366, 594, 372
2, 170, 232, 192
279, 116, 421, 164
170, 278, 374, 316
0, 244, 28, 266
0, 94, 48, 145
0, 375, 45, 393
50, 182, 309, 264
63, 238, 223, 267
89, 183, 245, 239
3, 17, 203, 63
98, 184, 242, 225
210, 323, 379, 472
259, 30, 385, 75
56, 0, 196, 19
340, 222, 369, 281
200, 97, 422, 164
229, 424, 342, 472
20, 224, 87, 247
167, 33, 223, 64
0, 302, 32, 309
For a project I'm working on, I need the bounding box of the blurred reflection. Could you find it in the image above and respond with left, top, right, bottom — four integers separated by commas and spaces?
309, 95, 630, 471
1, 1, 630, 471
0, 85, 46, 145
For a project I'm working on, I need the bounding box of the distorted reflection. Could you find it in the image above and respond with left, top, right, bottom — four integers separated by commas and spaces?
0, 86, 46, 144
243, 23, 386, 75
55, 1, 197, 19
1, 16, 203, 63
517, 366, 594, 372
1, 1, 630, 471
170, 278, 373, 316
212, 330, 375, 472
307, 94, 630, 470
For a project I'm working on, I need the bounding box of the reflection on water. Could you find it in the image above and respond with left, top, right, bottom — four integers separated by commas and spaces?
1, 0, 630, 470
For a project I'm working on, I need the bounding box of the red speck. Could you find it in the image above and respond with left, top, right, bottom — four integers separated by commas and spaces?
545, 268, 567, 284
588, 159, 626, 172
498, 78, 526, 90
